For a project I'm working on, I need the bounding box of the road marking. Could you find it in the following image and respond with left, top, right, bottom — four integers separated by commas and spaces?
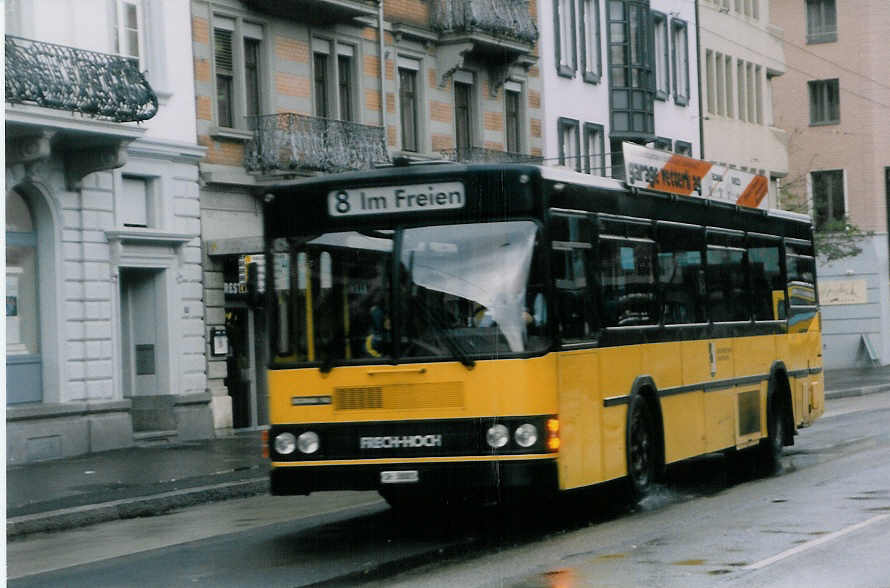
744, 514, 890, 571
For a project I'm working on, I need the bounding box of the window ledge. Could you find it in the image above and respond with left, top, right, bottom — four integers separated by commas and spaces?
209, 127, 254, 142
106, 229, 194, 246
809, 120, 840, 127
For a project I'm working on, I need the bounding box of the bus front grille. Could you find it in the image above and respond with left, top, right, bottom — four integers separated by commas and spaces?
334, 383, 464, 410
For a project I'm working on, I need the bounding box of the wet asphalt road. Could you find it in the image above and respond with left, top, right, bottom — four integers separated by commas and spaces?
8, 392, 890, 588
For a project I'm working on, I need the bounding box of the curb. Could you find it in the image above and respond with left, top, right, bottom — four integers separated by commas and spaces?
824, 383, 890, 400
7, 477, 269, 540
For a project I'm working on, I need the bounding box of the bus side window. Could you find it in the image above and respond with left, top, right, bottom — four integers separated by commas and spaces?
656, 223, 706, 325
551, 214, 597, 343
748, 238, 783, 321
706, 230, 748, 323
786, 243, 817, 331
599, 237, 658, 327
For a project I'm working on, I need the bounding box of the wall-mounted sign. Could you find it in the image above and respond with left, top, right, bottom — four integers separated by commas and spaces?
623, 142, 769, 209
820, 279, 867, 305
211, 327, 229, 356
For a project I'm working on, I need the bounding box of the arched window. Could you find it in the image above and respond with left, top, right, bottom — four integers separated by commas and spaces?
6, 190, 42, 403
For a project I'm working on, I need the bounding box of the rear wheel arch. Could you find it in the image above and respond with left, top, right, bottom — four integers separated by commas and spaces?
768, 362, 795, 446
625, 376, 665, 496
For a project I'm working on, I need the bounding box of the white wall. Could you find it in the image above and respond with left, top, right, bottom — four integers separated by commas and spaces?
539, 0, 701, 168
8, 0, 198, 145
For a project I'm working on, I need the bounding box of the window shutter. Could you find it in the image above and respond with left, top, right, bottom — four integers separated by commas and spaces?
214, 29, 233, 74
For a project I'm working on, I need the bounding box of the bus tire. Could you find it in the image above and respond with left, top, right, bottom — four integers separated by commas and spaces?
626, 394, 658, 501
758, 388, 786, 474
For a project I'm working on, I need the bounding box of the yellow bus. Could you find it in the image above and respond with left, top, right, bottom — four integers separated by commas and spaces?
261, 162, 823, 507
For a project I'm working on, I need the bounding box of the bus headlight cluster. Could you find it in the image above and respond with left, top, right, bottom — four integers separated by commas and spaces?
486, 423, 539, 449
273, 431, 320, 455
486, 424, 509, 448
274, 432, 296, 455
297, 431, 320, 454
514, 423, 538, 447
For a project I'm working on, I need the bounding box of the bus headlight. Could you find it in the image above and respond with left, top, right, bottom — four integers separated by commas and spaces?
486, 424, 509, 448
514, 423, 538, 448
297, 431, 320, 454
274, 432, 297, 455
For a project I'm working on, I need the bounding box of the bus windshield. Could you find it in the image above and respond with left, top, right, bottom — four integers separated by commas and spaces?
270, 220, 549, 368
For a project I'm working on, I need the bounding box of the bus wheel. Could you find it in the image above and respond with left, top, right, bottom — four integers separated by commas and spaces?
758, 395, 785, 474
627, 395, 657, 500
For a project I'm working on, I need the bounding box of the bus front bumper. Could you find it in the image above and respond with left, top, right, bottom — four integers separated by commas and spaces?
270, 458, 558, 496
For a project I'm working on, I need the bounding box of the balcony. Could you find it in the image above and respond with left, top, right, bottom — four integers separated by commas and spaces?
243, 0, 377, 24
440, 146, 537, 164
5, 35, 157, 122
429, 0, 537, 95
245, 113, 390, 174
432, 0, 537, 45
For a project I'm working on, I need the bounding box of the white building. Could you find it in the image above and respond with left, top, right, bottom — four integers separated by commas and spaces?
699, 0, 788, 208
538, 0, 700, 178
5, 0, 211, 464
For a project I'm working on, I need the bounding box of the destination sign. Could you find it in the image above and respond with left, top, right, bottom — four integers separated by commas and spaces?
328, 182, 465, 217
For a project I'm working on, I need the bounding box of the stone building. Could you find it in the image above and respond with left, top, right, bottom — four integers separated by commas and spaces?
771, 0, 890, 367
191, 0, 542, 431
5, 0, 211, 464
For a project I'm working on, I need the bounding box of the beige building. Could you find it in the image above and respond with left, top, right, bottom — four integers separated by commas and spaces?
771, 0, 890, 367
191, 0, 542, 431
699, 0, 788, 207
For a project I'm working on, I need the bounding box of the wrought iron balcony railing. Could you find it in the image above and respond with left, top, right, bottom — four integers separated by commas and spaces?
432, 0, 538, 45
245, 113, 390, 174
440, 146, 539, 164
5, 35, 158, 122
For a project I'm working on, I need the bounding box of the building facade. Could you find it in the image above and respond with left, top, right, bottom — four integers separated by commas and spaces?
191, 0, 542, 431
771, 0, 890, 367
5, 0, 211, 464
538, 0, 700, 178
699, 0, 788, 207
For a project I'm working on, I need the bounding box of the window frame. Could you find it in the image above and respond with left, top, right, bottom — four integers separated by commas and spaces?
810, 169, 846, 230
583, 122, 605, 175
113, 0, 145, 67
337, 46, 356, 122
454, 72, 477, 155
505, 81, 524, 154
398, 58, 421, 152
554, 0, 577, 78
580, 0, 602, 83
674, 140, 692, 156
806, 0, 837, 44
558, 117, 582, 171
808, 78, 840, 126
653, 136, 672, 151
212, 16, 265, 131
652, 10, 669, 101
670, 18, 690, 106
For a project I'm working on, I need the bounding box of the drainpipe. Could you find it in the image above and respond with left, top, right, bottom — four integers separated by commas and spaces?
379, 0, 386, 134
695, 0, 704, 159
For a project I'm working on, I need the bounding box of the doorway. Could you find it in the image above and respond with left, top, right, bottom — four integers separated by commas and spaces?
119, 268, 168, 399
224, 306, 267, 428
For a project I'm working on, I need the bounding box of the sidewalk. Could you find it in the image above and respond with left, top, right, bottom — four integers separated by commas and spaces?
7, 365, 890, 539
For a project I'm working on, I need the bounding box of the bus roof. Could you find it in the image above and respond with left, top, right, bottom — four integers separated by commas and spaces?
261, 162, 812, 226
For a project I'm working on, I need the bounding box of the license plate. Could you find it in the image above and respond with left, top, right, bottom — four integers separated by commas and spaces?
381, 470, 419, 484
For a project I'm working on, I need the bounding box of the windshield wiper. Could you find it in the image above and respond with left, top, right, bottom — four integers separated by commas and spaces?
411, 297, 475, 369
